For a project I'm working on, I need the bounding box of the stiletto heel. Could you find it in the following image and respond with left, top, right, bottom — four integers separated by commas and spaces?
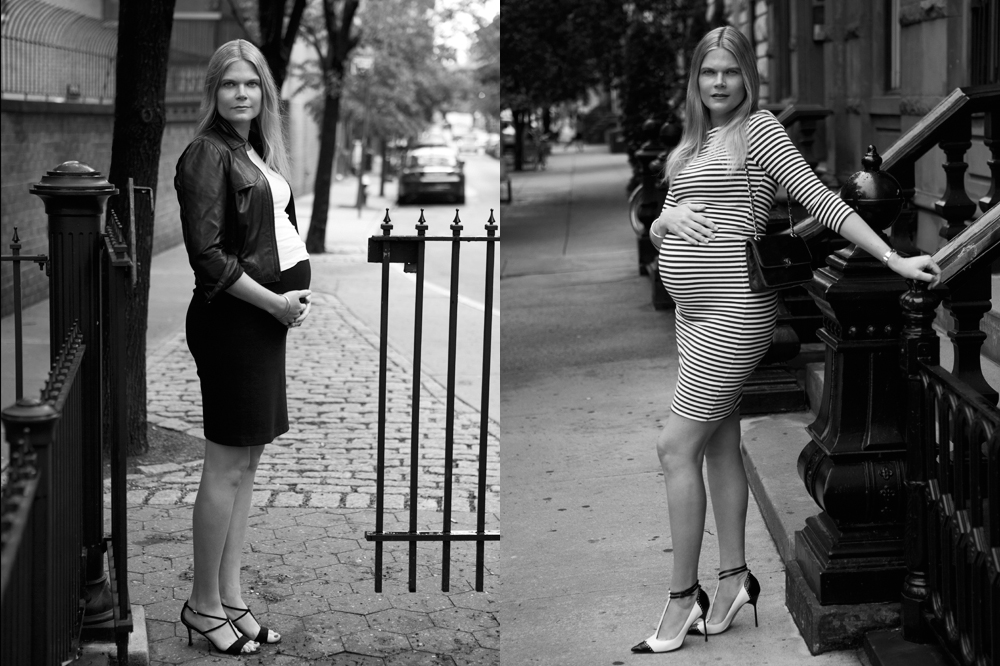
692, 564, 761, 636
180, 601, 260, 655
631, 581, 709, 653
223, 602, 281, 644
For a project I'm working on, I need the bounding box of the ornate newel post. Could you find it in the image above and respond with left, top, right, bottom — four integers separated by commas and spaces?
29, 161, 118, 623
789, 146, 909, 647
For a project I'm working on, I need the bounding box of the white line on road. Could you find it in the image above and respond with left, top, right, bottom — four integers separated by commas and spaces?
391, 263, 499, 316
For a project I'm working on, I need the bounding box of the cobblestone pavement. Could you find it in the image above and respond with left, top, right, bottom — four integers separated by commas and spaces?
127, 286, 499, 664
140, 288, 499, 514
129, 505, 498, 665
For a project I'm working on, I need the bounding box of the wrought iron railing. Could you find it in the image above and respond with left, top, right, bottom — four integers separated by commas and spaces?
897, 214, 999, 666
365, 209, 499, 593
1, 323, 85, 665
0, 166, 136, 663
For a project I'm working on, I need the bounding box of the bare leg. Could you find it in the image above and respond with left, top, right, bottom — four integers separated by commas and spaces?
653, 412, 723, 640
218, 445, 280, 642
704, 412, 750, 623
185, 441, 259, 653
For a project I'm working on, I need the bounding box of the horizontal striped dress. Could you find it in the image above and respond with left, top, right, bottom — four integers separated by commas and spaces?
657, 110, 854, 421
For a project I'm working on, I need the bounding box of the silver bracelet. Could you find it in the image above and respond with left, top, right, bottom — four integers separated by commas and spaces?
880, 248, 897, 265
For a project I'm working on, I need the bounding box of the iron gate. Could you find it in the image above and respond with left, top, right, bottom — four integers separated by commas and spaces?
365, 209, 499, 593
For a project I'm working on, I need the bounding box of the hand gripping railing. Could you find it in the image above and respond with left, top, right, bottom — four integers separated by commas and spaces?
365, 209, 500, 592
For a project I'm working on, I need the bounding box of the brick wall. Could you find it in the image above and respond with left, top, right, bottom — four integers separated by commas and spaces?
0, 99, 199, 317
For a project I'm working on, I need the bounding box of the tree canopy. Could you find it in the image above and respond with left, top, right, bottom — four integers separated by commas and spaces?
499, 0, 627, 112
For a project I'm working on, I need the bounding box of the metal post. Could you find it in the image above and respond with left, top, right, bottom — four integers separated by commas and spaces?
374, 210, 393, 593
476, 210, 498, 592
29, 161, 117, 624
441, 210, 463, 592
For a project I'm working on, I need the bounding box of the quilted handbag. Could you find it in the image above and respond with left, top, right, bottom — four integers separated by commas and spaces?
742, 166, 813, 292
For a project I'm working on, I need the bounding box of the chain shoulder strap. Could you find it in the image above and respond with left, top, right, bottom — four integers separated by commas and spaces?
745, 162, 797, 241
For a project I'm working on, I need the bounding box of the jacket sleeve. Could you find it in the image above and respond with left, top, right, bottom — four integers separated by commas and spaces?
747, 111, 854, 235
175, 138, 244, 301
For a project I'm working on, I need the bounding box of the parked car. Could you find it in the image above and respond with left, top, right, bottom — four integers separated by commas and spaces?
397, 146, 465, 205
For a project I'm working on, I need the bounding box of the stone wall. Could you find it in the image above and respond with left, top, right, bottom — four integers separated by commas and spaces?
0, 98, 200, 317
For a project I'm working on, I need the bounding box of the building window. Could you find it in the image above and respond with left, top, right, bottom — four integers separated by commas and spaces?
971, 0, 999, 86
885, 0, 900, 91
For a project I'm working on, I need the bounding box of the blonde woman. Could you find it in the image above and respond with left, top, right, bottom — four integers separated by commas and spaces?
174, 39, 312, 655
633, 26, 939, 654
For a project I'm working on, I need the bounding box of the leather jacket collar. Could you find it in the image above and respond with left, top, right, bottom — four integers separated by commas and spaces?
210, 116, 266, 156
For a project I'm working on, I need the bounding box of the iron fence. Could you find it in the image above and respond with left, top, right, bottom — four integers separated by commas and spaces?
1, 0, 117, 103
0, 167, 136, 663
917, 365, 999, 666
1, 323, 85, 666
365, 209, 499, 593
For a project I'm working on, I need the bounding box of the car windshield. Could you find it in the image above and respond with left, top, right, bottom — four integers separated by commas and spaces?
407, 152, 457, 168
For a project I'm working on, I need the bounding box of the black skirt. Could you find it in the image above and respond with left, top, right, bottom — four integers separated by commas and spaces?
185, 259, 311, 447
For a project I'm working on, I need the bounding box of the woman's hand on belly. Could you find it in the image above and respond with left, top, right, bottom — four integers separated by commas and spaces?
653, 203, 717, 246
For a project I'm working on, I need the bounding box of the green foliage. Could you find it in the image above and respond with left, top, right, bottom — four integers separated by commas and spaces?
294, 0, 469, 140
471, 13, 500, 119
499, 0, 627, 112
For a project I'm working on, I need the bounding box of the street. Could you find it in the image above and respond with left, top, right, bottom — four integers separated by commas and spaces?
306, 152, 501, 421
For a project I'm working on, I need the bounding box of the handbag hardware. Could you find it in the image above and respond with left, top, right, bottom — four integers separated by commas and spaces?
743, 164, 813, 292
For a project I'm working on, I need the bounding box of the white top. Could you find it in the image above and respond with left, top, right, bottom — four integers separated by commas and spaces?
246, 145, 309, 271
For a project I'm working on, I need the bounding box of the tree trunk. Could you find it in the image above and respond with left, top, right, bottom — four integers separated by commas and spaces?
379, 136, 387, 197
513, 109, 527, 171
106, 0, 176, 456
305, 89, 342, 253
258, 0, 307, 90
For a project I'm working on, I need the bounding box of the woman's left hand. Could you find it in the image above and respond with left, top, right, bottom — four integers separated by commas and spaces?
289, 294, 312, 328
887, 253, 941, 284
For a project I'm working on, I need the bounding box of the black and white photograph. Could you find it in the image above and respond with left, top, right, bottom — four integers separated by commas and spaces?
1, 1, 998, 665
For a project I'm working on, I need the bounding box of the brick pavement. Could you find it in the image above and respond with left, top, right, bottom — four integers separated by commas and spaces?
123, 281, 499, 665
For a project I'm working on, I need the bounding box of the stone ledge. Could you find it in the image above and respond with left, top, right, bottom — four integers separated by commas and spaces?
76, 604, 148, 666
785, 560, 900, 655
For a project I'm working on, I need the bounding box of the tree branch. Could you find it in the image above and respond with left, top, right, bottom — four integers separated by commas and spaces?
224, 0, 254, 41
283, 0, 308, 53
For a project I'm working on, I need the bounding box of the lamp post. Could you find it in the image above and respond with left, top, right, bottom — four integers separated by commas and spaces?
352, 51, 374, 218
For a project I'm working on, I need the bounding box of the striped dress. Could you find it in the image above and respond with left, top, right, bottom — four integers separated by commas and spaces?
657, 110, 854, 421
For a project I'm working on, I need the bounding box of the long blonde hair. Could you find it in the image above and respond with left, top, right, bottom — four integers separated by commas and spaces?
665, 26, 760, 184
196, 39, 290, 177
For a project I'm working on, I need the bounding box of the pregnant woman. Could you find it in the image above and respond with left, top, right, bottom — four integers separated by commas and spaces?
174, 39, 312, 656
633, 26, 939, 654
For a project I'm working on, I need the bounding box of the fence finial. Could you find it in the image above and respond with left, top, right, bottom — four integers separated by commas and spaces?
451, 209, 463, 236
416, 209, 428, 236
381, 209, 393, 236
485, 209, 497, 236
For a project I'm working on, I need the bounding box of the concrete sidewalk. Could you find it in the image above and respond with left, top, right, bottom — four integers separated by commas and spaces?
499, 145, 863, 666
2, 174, 499, 665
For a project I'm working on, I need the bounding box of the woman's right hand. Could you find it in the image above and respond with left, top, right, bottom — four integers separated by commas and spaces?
651, 203, 717, 247
273, 289, 312, 327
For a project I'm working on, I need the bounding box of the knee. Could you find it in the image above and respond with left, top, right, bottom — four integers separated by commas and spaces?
205, 455, 252, 489
656, 432, 695, 475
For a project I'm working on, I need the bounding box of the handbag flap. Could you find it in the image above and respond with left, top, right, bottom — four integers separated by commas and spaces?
747, 235, 812, 269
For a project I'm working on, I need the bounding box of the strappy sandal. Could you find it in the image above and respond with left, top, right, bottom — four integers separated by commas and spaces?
180, 601, 260, 655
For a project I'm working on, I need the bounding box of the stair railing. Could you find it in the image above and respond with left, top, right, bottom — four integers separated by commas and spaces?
898, 208, 999, 666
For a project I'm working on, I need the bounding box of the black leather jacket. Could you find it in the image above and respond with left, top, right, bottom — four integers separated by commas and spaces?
175, 118, 297, 301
